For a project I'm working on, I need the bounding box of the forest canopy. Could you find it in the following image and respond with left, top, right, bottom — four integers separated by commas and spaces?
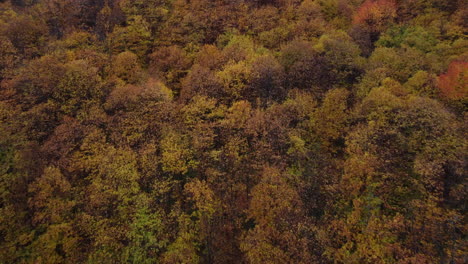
0, 0, 466, 263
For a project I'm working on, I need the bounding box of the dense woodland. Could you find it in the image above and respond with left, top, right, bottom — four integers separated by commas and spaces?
0, 0, 466, 263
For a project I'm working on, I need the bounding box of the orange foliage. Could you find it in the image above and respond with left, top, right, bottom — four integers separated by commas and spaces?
353, 0, 397, 32
437, 61, 468, 100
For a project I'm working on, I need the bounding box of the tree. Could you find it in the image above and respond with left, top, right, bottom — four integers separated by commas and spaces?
150, 45, 191, 95
280, 40, 333, 97
1, 0, 467, 262
326, 81, 465, 263
28, 166, 80, 263
111, 51, 144, 84
404, 70, 438, 97
247, 55, 286, 106
161, 214, 200, 264
123, 201, 169, 264
70, 129, 143, 263
195, 44, 225, 70
160, 129, 196, 175
376, 26, 439, 53
0, 36, 17, 80
184, 179, 222, 263
216, 60, 252, 102
119, 0, 170, 34
315, 31, 364, 85
4, 15, 48, 58
9, 55, 65, 106
366, 46, 428, 83
353, 0, 397, 34
241, 166, 313, 264
437, 60, 467, 101
245, 6, 280, 36
108, 15, 152, 59
180, 64, 223, 102
311, 88, 349, 154
53, 60, 103, 115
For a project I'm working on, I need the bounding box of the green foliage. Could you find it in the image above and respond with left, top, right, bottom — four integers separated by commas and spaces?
123, 205, 169, 264
162, 214, 200, 264
377, 26, 439, 53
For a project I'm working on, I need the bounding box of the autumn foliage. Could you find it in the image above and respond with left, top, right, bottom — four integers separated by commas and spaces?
0, 0, 466, 263
353, 0, 397, 32
437, 60, 468, 100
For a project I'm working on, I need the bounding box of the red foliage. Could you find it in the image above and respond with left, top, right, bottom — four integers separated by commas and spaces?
437, 60, 468, 100
353, 0, 397, 32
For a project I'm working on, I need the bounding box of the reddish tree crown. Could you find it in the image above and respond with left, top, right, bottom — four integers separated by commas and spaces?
437, 61, 468, 100
353, 0, 397, 32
